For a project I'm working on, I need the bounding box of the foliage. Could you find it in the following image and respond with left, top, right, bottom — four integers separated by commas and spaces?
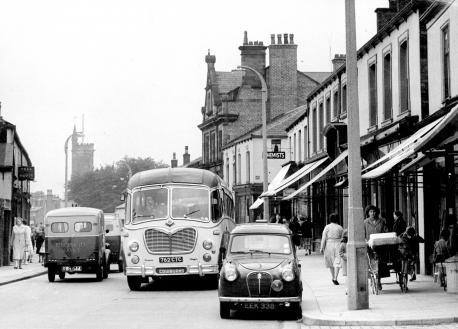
68, 157, 168, 212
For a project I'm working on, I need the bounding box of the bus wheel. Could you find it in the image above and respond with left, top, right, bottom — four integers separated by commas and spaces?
58, 271, 66, 280
127, 276, 142, 291
48, 267, 56, 283
95, 263, 103, 281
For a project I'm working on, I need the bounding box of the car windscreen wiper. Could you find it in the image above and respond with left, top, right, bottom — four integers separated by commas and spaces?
184, 209, 200, 217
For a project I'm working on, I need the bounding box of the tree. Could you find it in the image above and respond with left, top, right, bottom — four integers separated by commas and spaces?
68, 157, 167, 212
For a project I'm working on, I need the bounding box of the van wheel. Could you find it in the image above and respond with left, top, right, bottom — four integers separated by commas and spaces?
127, 276, 142, 291
58, 271, 65, 280
48, 267, 56, 283
103, 258, 109, 279
95, 263, 103, 281
118, 261, 123, 273
219, 302, 230, 319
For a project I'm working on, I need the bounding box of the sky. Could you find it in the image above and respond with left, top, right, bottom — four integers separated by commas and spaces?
0, 0, 387, 198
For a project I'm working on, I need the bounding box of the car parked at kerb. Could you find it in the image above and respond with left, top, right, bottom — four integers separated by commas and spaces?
218, 222, 302, 319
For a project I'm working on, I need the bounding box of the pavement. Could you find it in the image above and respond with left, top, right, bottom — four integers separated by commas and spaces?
0, 253, 47, 286
1, 252, 458, 326
299, 252, 458, 326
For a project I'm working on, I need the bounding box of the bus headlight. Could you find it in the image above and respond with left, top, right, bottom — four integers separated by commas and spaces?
129, 241, 139, 252
281, 266, 295, 282
224, 263, 237, 281
202, 240, 213, 250
131, 255, 139, 264
203, 253, 211, 262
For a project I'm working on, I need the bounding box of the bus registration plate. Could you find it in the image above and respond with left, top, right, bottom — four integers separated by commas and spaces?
159, 256, 183, 263
157, 267, 186, 274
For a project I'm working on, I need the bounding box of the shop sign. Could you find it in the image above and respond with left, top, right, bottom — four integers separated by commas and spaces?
283, 188, 296, 197
267, 152, 285, 159
18, 166, 35, 181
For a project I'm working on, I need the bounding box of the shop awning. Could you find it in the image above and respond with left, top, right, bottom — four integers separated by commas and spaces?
362, 105, 457, 179
283, 150, 348, 200
260, 156, 328, 197
249, 164, 291, 210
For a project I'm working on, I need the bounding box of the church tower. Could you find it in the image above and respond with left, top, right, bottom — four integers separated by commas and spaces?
71, 125, 94, 178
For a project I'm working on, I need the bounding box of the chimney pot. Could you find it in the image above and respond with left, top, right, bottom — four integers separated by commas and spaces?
243, 31, 248, 45
289, 34, 294, 44
185, 146, 189, 154
249, 41, 253, 45
183, 146, 190, 166
283, 33, 288, 44
254, 41, 258, 45
270, 34, 275, 44
277, 34, 282, 44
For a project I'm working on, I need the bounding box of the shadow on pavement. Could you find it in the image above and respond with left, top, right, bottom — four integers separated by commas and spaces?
229, 309, 300, 321
140, 277, 218, 291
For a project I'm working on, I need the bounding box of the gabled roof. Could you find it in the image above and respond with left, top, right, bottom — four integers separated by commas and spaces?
223, 105, 307, 149
301, 71, 332, 84
215, 70, 243, 94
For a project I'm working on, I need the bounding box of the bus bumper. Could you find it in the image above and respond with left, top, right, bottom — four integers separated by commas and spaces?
126, 263, 219, 277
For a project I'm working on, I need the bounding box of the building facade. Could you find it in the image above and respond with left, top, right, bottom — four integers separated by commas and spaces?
0, 116, 33, 266
30, 189, 64, 227
198, 32, 329, 178
278, 0, 457, 275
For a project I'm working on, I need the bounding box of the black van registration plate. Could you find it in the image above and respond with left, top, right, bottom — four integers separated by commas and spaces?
62, 266, 82, 272
159, 256, 183, 263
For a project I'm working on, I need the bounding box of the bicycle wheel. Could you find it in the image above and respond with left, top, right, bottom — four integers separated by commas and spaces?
400, 273, 408, 293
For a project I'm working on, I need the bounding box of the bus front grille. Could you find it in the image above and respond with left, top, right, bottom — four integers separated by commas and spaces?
144, 228, 197, 254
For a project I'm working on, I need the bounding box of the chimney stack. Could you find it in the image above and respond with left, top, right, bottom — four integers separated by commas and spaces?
331, 54, 346, 72
239, 31, 267, 88
268, 32, 298, 121
171, 153, 178, 168
183, 146, 190, 166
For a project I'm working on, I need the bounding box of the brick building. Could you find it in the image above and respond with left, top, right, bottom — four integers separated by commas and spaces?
30, 189, 64, 227
0, 116, 33, 266
198, 31, 329, 180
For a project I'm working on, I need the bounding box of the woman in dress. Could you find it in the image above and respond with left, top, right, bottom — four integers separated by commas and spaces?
320, 213, 344, 285
10, 217, 27, 269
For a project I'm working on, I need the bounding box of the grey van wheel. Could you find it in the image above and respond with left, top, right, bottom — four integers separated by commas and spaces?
48, 267, 55, 282
127, 276, 142, 291
95, 263, 103, 281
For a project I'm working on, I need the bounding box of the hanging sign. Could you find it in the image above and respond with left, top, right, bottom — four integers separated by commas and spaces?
18, 166, 35, 181
267, 152, 285, 159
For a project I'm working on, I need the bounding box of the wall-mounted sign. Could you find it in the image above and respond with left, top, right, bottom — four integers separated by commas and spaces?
18, 166, 35, 181
267, 152, 285, 159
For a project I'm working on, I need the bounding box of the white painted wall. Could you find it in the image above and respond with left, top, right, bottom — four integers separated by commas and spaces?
358, 11, 421, 133
287, 118, 308, 162
427, 2, 458, 113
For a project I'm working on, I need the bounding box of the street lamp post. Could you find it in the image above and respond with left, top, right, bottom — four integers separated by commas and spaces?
345, 0, 368, 309
237, 65, 269, 221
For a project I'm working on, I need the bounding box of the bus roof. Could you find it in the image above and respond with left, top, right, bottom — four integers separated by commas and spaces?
45, 207, 103, 218
127, 168, 225, 189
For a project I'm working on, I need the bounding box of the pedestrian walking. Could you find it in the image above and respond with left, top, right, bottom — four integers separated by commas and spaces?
23, 220, 33, 264
320, 213, 344, 285
433, 229, 451, 286
300, 216, 313, 255
10, 217, 27, 269
364, 205, 388, 240
289, 216, 301, 247
398, 226, 424, 281
393, 210, 407, 236
35, 222, 45, 263
364, 205, 388, 290
333, 229, 348, 278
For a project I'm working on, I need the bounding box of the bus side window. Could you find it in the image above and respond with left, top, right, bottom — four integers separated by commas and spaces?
211, 190, 222, 223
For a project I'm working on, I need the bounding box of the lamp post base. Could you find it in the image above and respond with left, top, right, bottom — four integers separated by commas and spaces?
346, 240, 369, 310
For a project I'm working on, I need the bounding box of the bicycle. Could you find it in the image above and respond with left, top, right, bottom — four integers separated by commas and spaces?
434, 262, 447, 291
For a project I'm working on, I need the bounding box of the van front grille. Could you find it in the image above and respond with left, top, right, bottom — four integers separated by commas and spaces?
144, 228, 197, 254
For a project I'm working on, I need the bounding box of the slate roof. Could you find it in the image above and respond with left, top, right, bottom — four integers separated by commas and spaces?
215, 70, 243, 94
224, 105, 307, 148
302, 71, 332, 84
